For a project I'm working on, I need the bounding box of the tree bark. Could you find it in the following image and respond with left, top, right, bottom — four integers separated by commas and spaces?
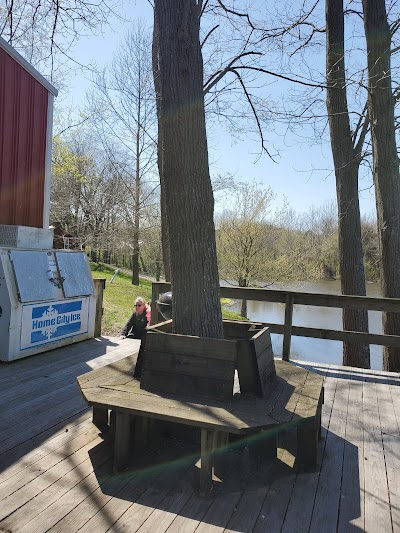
238, 277, 248, 318
240, 299, 248, 319
160, 177, 171, 282
362, 0, 400, 371
326, 0, 370, 367
153, 0, 224, 338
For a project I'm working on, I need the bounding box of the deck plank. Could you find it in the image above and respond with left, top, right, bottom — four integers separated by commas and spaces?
376, 375, 400, 532
0, 337, 398, 533
16, 456, 113, 533
279, 365, 332, 533
0, 436, 109, 527
308, 368, 349, 533
0, 394, 88, 454
195, 491, 242, 533
252, 450, 298, 533
135, 477, 195, 533
337, 368, 365, 531
0, 423, 100, 500
0, 344, 135, 410
363, 372, 393, 533
0, 411, 92, 481
77, 466, 169, 533
166, 491, 214, 533
389, 378, 400, 532
105, 466, 187, 532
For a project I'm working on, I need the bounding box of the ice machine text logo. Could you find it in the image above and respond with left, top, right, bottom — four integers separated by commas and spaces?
30, 301, 83, 343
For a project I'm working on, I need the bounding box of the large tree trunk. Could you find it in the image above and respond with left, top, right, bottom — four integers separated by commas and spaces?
326, 0, 370, 368
362, 0, 400, 371
160, 178, 171, 282
153, 0, 223, 338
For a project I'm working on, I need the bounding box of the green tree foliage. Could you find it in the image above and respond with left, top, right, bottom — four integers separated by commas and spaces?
216, 183, 277, 316
52, 131, 126, 258
52, 138, 379, 287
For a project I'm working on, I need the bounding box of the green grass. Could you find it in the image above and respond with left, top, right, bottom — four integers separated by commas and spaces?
90, 262, 245, 336
90, 263, 152, 336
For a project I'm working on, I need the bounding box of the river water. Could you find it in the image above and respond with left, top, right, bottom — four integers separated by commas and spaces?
224, 280, 385, 370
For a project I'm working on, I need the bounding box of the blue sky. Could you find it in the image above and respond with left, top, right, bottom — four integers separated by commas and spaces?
60, 0, 377, 217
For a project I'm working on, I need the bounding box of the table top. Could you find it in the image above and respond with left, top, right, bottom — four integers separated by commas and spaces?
77, 357, 324, 434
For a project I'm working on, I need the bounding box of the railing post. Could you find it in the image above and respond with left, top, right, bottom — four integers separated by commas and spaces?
151, 283, 161, 325
93, 278, 106, 337
282, 293, 294, 361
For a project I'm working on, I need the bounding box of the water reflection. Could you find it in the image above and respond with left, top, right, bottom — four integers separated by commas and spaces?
225, 280, 384, 370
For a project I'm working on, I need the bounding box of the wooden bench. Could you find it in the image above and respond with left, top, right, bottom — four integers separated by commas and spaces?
77, 354, 324, 495
138, 321, 276, 399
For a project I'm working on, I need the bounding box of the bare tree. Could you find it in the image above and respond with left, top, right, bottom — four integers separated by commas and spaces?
87, 22, 158, 284
326, 0, 370, 368
362, 0, 400, 371
1, 0, 118, 79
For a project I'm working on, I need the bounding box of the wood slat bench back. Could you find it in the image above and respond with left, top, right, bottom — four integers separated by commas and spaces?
236, 327, 276, 396
139, 323, 276, 401
140, 331, 237, 401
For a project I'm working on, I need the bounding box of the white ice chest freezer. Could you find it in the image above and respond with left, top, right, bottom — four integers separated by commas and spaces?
0, 242, 96, 362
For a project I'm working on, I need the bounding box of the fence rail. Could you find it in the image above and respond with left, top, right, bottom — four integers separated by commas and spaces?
150, 282, 400, 361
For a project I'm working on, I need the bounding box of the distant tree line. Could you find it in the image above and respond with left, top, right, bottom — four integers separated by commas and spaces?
50, 148, 380, 286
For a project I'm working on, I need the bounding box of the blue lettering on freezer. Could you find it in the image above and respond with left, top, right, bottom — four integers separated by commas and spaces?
29, 301, 83, 344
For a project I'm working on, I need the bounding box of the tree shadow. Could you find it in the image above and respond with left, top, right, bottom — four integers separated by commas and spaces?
295, 361, 400, 386
89, 423, 362, 532
0, 336, 127, 474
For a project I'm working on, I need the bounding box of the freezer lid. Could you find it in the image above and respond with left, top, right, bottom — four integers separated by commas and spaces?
10, 250, 60, 302
56, 251, 95, 297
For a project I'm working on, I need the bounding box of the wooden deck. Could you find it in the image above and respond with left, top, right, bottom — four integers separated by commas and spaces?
1, 337, 399, 532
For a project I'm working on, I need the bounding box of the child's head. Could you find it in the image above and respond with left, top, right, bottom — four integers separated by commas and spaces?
134, 297, 146, 314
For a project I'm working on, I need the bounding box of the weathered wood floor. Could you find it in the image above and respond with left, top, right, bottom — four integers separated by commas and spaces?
0, 337, 399, 533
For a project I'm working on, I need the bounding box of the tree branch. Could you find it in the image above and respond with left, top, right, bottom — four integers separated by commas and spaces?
203, 51, 262, 94
215, 0, 255, 29
226, 68, 274, 160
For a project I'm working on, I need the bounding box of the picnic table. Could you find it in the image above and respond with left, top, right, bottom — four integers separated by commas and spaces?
77, 354, 324, 495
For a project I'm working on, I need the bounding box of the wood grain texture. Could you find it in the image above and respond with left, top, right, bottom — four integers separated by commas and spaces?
1, 337, 398, 532
145, 331, 237, 361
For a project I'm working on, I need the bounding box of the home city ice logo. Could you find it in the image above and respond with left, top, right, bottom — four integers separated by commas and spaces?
30, 300, 83, 344
32, 305, 59, 339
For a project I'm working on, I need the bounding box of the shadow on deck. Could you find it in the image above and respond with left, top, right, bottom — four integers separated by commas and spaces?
0, 336, 398, 532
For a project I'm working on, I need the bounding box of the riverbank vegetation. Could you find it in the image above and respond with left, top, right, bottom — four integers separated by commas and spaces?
51, 131, 379, 287
68, 174, 379, 291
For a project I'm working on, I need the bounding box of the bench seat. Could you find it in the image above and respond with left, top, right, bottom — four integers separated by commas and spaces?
77, 357, 324, 494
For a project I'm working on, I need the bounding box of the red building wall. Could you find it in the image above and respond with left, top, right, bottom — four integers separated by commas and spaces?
0, 47, 49, 227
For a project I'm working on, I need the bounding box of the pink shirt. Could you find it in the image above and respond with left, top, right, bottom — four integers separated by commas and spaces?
146, 305, 151, 324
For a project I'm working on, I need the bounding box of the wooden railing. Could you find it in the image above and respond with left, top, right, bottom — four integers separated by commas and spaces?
150, 282, 400, 361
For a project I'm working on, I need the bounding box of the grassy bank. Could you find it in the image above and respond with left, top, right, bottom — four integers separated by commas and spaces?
90, 263, 244, 336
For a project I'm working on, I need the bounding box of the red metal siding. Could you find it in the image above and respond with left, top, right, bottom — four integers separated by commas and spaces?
0, 47, 48, 227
